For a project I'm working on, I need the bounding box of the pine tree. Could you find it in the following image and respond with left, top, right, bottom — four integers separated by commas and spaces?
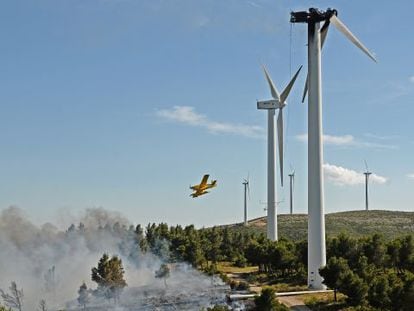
77, 282, 89, 309
319, 257, 350, 302
339, 271, 368, 306
367, 275, 391, 308
0, 281, 23, 311
253, 288, 289, 311
91, 254, 127, 301
155, 264, 170, 288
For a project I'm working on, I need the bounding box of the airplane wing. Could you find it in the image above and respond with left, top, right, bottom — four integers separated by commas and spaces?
200, 174, 210, 186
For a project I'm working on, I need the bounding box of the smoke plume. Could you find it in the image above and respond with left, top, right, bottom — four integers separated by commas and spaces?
0, 206, 229, 310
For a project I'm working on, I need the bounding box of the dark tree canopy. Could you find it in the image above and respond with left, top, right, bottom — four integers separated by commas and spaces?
254, 288, 289, 311
91, 254, 127, 300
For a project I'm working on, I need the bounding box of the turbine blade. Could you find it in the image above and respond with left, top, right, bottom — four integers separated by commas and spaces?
280, 65, 303, 104
301, 75, 309, 103
302, 22, 329, 103
262, 65, 280, 100
247, 183, 250, 199
320, 19, 330, 47
277, 109, 284, 187
330, 14, 377, 63
364, 159, 369, 172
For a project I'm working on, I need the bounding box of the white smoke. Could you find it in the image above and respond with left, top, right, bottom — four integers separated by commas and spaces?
0, 206, 229, 310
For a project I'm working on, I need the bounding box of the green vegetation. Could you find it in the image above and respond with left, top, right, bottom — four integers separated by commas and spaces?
241, 210, 414, 240
91, 253, 127, 301
58, 210, 414, 310
253, 288, 289, 311
155, 263, 171, 288
316, 233, 414, 310
137, 220, 414, 310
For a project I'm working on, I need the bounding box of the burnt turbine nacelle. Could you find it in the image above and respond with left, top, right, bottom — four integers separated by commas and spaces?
290, 8, 337, 24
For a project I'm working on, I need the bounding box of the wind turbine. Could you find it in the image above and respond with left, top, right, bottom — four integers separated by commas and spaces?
290, 8, 376, 289
257, 65, 302, 241
288, 169, 295, 215
364, 161, 372, 211
242, 176, 250, 226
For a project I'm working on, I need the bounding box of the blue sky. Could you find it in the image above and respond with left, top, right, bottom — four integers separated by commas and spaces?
0, 0, 413, 228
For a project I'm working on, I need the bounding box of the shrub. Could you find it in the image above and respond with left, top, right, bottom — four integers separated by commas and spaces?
236, 281, 250, 291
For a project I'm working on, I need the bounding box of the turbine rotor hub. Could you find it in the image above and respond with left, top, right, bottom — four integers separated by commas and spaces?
290, 8, 337, 24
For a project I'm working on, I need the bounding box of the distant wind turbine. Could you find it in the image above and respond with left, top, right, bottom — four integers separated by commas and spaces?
364, 160, 372, 211
257, 65, 302, 241
242, 176, 250, 226
288, 169, 295, 215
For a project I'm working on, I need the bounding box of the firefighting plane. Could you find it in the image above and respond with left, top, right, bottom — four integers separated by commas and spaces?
190, 174, 217, 198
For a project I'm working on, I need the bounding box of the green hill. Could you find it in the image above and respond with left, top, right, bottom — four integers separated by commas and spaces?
229, 210, 414, 240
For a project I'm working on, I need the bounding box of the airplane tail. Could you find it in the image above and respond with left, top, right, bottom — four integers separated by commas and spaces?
211, 180, 217, 186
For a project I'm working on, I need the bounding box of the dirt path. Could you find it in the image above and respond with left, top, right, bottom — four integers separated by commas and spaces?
277, 296, 311, 311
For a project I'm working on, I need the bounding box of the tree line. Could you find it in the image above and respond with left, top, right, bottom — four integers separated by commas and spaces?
138, 223, 414, 310
2, 220, 414, 310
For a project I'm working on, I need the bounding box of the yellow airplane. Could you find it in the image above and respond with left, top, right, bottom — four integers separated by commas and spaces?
190, 174, 217, 198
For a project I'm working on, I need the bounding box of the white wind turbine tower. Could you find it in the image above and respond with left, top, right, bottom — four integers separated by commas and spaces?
257, 65, 302, 241
242, 176, 250, 226
288, 169, 295, 215
364, 160, 372, 211
290, 8, 376, 289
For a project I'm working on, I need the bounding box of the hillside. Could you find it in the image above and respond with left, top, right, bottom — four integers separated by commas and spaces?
229, 210, 414, 240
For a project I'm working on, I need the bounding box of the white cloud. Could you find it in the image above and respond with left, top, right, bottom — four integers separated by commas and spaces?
364, 133, 400, 141
156, 106, 264, 138
406, 173, 414, 180
323, 134, 355, 145
409, 76, 414, 83
247, 1, 263, 8
157, 106, 205, 125
323, 163, 388, 186
296, 133, 397, 150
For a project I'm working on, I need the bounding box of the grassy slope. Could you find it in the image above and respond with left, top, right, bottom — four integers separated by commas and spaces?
227, 210, 414, 240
